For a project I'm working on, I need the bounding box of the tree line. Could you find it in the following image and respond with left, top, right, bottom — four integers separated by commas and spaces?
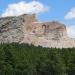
0, 43, 75, 75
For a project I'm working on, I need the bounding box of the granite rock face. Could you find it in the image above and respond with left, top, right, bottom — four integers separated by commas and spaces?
0, 14, 75, 48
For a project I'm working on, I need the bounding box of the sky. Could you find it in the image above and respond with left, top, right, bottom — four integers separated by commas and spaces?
0, 0, 75, 38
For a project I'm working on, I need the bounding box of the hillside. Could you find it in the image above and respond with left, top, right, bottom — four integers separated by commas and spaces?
0, 14, 75, 48
0, 43, 75, 75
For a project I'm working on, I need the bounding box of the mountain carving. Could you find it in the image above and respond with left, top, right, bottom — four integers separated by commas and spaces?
0, 14, 75, 48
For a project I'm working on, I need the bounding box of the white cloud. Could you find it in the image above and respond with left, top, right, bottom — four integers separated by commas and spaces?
66, 25, 75, 38
1, 1, 48, 17
65, 7, 75, 38
65, 7, 75, 19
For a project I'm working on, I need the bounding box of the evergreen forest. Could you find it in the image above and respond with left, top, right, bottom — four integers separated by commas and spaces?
0, 43, 75, 75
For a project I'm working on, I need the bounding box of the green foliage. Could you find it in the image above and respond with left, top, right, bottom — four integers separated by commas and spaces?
0, 43, 75, 75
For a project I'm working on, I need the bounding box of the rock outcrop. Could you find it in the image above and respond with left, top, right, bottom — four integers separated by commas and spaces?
0, 14, 75, 48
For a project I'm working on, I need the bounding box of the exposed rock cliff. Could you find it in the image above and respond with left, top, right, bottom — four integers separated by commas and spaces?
0, 14, 75, 48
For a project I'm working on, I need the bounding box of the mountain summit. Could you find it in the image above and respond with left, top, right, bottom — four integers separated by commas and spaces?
0, 14, 75, 48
